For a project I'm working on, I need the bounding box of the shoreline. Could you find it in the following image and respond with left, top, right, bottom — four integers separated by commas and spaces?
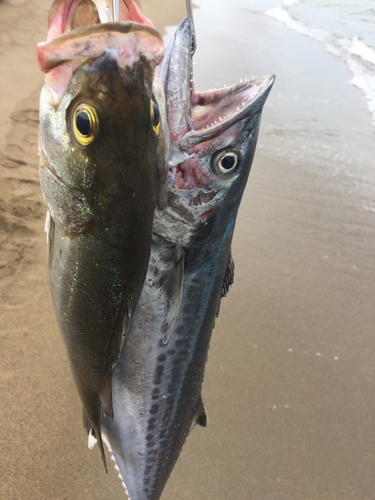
1, 1, 375, 499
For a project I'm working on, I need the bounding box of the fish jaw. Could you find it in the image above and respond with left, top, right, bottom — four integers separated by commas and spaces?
47, 0, 153, 40
159, 18, 193, 160
154, 19, 275, 247
38, 22, 169, 470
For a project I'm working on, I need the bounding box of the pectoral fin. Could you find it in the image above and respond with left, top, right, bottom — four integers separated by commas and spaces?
160, 252, 185, 345
101, 298, 132, 421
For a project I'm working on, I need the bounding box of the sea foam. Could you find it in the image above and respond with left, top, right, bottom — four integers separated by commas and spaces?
266, 6, 375, 127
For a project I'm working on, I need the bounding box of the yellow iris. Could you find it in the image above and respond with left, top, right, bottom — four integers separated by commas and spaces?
150, 100, 160, 136
73, 104, 99, 146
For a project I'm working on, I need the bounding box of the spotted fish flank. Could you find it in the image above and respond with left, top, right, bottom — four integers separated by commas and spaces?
102, 18, 274, 500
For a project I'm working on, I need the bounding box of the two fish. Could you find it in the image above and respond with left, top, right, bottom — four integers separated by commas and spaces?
37, 0, 274, 498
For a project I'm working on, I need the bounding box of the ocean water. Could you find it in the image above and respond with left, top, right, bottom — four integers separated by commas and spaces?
243, 0, 375, 127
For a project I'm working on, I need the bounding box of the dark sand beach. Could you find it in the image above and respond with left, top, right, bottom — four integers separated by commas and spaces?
1, 0, 375, 499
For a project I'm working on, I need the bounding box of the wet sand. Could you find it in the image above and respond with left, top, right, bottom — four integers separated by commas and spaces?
1, 0, 375, 499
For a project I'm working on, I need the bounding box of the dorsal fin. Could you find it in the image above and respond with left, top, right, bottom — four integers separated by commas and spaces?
160, 18, 193, 141
221, 253, 235, 298
216, 253, 235, 317
189, 396, 209, 434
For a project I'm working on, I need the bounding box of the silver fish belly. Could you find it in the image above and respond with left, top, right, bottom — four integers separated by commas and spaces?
102, 18, 274, 499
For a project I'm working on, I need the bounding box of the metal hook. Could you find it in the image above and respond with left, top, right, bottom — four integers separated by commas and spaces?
112, 0, 120, 21
185, 0, 196, 55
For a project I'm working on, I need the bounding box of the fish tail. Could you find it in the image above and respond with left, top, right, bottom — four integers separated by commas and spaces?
82, 397, 108, 473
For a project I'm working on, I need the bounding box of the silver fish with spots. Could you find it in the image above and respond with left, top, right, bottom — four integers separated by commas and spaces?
37, 3, 169, 471
101, 18, 274, 499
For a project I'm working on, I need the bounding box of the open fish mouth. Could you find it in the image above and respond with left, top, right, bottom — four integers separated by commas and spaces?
161, 18, 274, 196
170, 77, 274, 194
189, 76, 274, 140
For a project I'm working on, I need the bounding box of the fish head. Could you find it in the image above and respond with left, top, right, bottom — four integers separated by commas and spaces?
154, 18, 275, 248
46, 0, 153, 41
37, 23, 169, 234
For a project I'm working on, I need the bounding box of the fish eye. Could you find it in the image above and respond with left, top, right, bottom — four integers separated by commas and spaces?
72, 104, 99, 146
150, 100, 160, 135
212, 150, 240, 175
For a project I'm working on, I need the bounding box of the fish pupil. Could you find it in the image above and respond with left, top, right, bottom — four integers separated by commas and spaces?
152, 102, 160, 127
221, 154, 236, 170
76, 111, 91, 136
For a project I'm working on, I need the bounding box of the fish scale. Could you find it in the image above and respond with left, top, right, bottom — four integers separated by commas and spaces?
103, 238, 223, 500
37, 16, 169, 471
101, 18, 274, 500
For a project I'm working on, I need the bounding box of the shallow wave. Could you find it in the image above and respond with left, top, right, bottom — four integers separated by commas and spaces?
266, 6, 375, 127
